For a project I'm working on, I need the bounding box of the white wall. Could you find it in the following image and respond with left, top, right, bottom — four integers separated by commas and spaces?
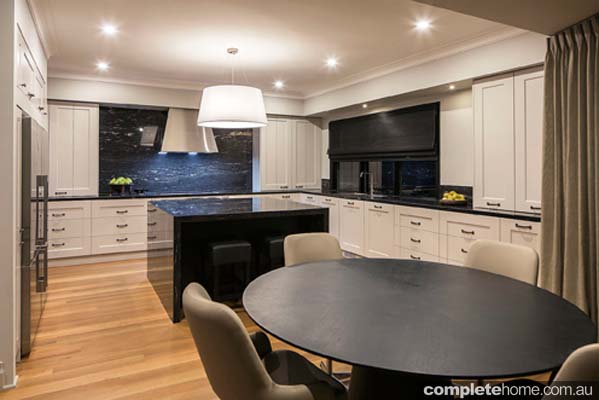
321, 89, 474, 186
304, 31, 546, 115
48, 77, 305, 116
0, 0, 17, 390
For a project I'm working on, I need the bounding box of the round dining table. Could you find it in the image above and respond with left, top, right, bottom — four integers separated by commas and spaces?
243, 258, 596, 399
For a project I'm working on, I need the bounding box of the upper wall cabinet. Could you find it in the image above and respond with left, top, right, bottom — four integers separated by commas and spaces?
259, 118, 322, 190
473, 68, 543, 214
16, 30, 47, 127
49, 103, 99, 197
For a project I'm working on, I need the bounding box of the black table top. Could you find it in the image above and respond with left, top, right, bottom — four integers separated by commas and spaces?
150, 197, 325, 220
243, 259, 596, 379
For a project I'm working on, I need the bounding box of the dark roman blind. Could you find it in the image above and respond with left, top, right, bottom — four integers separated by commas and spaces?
328, 102, 439, 159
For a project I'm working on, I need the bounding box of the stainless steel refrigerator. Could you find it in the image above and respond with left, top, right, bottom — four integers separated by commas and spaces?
20, 112, 49, 357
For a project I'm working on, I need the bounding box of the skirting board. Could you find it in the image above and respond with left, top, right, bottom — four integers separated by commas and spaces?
49, 251, 148, 267
1, 374, 18, 391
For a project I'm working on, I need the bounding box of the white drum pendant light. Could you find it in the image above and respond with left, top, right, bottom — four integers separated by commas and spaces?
198, 48, 267, 129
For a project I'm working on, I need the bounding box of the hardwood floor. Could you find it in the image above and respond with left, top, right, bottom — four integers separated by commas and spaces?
1, 258, 548, 400
1, 259, 328, 400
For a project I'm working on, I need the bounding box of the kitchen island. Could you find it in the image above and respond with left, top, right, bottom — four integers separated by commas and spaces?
147, 196, 328, 322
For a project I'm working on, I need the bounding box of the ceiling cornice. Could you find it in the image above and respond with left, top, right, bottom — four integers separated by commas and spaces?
27, 0, 56, 58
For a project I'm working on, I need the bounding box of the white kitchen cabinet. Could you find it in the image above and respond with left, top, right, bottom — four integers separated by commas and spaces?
292, 120, 321, 189
500, 218, 541, 253
364, 202, 395, 258
91, 200, 148, 255
259, 118, 293, 190
394, 206, 440, 260
259, 118, 322, 191
515, 69, 544, 214
49, 102, 99, 197
318, 196, 340, 239
439, 211, 500, 265
47, 201, 91, 259
473, 74, 515, 211
339, 199, 364, 255
16, 30, 47, 126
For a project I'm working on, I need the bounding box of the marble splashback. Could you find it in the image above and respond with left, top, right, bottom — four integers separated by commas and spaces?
99, 106, 253, 194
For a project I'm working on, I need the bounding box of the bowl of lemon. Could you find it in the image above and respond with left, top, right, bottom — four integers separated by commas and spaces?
439, 190, 467, 205
109, 176, 134, 195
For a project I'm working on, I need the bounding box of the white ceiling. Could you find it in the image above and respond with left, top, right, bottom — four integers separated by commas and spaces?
31, 0, 519, 98
415, 0, 599, 35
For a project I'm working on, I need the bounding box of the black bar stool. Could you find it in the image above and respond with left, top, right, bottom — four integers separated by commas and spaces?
262, 236, 285, 273
208, 240, 252, 302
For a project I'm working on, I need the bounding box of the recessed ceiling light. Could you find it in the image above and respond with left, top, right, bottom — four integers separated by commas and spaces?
96, 61, 110, 71
326, 57, 338, 68
101, 23, 118, 36
362, 104, 368, 109
414, 19, 432, 31
449, 84, 456, 90
274, 80, 285, 89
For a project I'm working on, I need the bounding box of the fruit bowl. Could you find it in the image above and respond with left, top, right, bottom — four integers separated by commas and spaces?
439, 198, 467, 206
440, 190, 467, 206
109, 184, 132, 195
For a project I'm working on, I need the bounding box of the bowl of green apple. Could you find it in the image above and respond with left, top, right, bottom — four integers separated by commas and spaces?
109, 177, 134, 195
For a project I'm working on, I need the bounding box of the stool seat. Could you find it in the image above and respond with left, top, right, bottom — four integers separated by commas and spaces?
209, 240, 252, 267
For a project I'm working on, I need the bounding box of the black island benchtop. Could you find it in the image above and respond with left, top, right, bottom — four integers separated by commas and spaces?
147, 197, 329, 322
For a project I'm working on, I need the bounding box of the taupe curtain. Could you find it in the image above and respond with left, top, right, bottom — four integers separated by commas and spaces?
540, 14, 599, 333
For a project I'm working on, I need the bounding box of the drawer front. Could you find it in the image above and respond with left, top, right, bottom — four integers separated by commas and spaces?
398, 248, 439, 263
147, 214, 173, 233
445, 221, 498, 240
147, 231, 174, 250
48, 237, 91, 259
446, 236, 476, 264
320, 197, 340, 207
270, 193, 300, 201
500, 218, 541, 252
48, 219, 88, 239
92, 200, 147, 218
397, 206, 439, 233
399, 227, 439, 255
92, 215, 147, 236
301, 193, 319, 204
48, 201, 91, 220
341, 199, 363, 210
365, 202, 393, 214
92, 233, 147, 255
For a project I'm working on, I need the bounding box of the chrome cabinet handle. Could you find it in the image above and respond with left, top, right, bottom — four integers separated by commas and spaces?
410, 254, 421, 260
116, 224, 128, 228
486, 202, 501, 207
116, 210, 128, 214
51, 242, 65, 247
515, 223, 532, 230
52, 212, 66, 217
461, 248, 469, 254
410, 237, 421, 243
461, 229, 475, 235
410, 221, 421, 226
116, 238, 128, 242
51, 227, 65, 232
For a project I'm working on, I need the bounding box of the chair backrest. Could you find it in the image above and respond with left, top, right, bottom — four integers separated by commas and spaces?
543, 343, 599, 399
463, 239, 539, 285
182, 283, 273, 399
284, 233, 343, 266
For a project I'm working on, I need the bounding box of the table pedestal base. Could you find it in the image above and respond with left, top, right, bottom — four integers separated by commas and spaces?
349, 366, 452, 400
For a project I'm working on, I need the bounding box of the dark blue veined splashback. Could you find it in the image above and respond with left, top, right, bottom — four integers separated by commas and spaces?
99, 106, 252, 194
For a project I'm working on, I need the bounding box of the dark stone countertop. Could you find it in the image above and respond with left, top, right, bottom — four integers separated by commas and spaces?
150, 197, 327, 221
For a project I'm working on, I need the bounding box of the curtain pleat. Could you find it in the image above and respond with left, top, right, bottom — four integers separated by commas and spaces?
540, 14, 599, 336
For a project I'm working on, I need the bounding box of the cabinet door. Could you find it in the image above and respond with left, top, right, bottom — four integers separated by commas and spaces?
49, 104, 75, 196
318, 197, 340, 239
260, 119, 292, 190
339, 200, 364, 255
364, 202, 395, 258
292, 120, 321, 189
500, 218, 541, 253
473, 75, 515, 211
515, 70, 544, 214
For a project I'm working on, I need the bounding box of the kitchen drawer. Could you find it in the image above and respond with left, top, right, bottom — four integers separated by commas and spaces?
398, 248, 439, 263
440, 211, 500, 240
92, 232, 147, 255
396, 206, 439, 233
49, 218, 89, 239
398, 227, 439, 256
48, 200, 91, 220
445, 235, 476, 264
341, 199, 363, 210
92, 199, 147, 218
147, 214, 174, 233
48, 236, 91, 259
500, 218, 541, 252
147, 231, 174, 250
365, 202, 393, 214
301, 193, 319, 204
92, 215, 147, 236
269, 193, 300, 201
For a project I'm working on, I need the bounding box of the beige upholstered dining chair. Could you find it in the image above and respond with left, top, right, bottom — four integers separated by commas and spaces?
546, 343, 599, 393
183, 282, 347, 400
284, 233, 343, 267
463, 240, 539, 285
